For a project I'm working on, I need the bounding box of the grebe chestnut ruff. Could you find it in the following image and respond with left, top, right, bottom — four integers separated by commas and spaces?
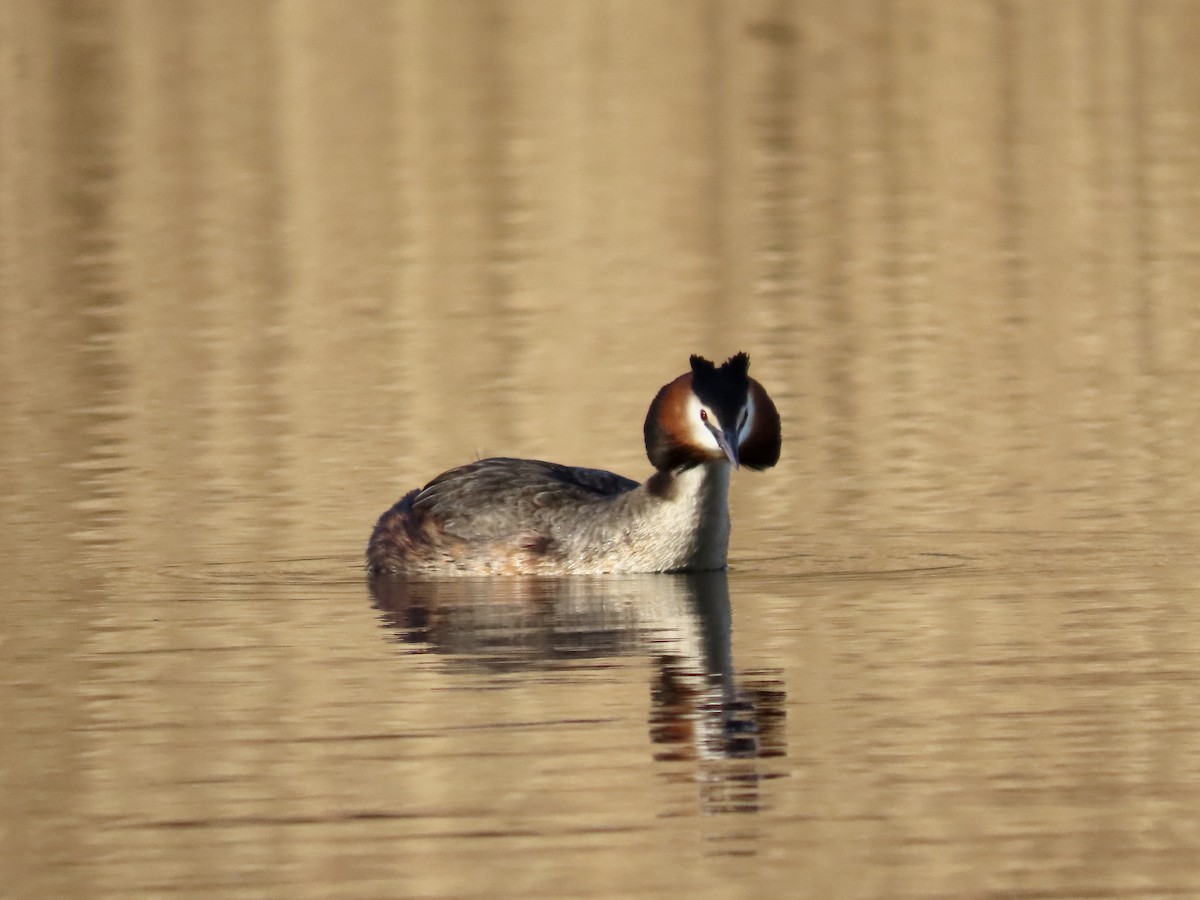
367, 353, 781, 576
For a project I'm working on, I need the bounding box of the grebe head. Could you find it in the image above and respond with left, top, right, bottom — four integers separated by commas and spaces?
643, 352, 782, 472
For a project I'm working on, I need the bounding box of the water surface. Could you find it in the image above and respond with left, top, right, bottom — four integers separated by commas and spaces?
3, 3, 1200, 898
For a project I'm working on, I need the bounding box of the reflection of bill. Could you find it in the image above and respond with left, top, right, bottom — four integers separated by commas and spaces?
368, 570, 787, 813
650, 659, 787, 816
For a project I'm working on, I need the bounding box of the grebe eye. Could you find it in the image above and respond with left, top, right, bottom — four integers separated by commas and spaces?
700, 409, 708, 422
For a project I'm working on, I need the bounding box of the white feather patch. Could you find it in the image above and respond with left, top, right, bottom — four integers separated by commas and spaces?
738, 392, 756, 444
685, 393, 721, 450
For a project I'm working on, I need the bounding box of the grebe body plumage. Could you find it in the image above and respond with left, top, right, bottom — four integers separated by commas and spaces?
367, 353, 780, 576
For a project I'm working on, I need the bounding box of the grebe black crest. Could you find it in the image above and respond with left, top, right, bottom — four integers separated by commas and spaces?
367, 353, 781, 576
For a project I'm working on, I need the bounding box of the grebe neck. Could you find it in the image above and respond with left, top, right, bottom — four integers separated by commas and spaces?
642, 460, 733, 570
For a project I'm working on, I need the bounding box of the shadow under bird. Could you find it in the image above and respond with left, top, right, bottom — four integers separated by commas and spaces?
367, 353, 781, 575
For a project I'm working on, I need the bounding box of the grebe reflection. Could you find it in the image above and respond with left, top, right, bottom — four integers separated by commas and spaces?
368, 571, 785, 812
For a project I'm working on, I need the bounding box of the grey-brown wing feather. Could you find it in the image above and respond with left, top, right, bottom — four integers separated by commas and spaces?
410, 457, 639, 540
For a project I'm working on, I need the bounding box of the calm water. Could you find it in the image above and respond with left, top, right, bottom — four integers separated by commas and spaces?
4, 2, 1200, 898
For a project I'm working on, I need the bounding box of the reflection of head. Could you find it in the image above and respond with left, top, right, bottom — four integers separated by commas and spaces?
650, 656, 788, 813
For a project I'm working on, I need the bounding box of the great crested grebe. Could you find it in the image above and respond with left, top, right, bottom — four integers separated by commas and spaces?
367, 353, 781, 576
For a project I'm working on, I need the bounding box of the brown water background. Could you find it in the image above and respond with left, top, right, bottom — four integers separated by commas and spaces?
3, 2, 1200, 898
